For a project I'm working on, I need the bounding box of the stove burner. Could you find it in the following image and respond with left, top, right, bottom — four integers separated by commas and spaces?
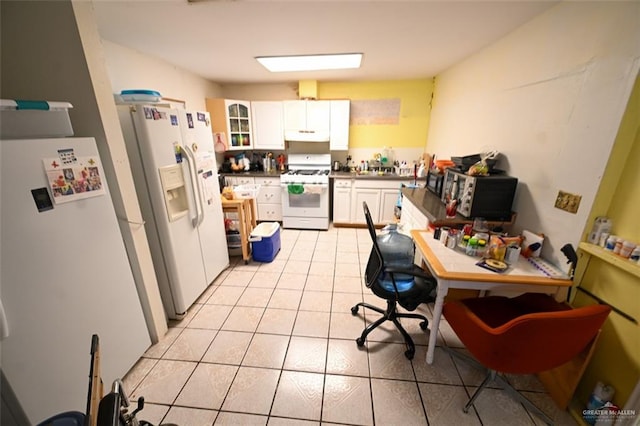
287, 169, 330, 176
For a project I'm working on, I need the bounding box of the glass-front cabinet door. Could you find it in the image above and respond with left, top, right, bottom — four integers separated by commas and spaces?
205, 98, 253, 151
227, 101, 252, 149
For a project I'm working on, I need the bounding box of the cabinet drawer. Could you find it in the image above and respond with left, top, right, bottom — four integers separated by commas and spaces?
333, 179, 352, 188
257, 203, 282, 221
226, 176, 255, 186
257, 186, 281, 204
255, 177, 280, 186
353, 179, 409, 189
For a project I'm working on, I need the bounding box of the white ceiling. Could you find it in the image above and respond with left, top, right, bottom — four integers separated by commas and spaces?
93, 0, 558, 84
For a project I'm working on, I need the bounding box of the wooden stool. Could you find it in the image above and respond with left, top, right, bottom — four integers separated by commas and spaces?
222, 197, 256, 264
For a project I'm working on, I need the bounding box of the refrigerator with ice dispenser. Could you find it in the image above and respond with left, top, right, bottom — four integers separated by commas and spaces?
117, 105, 229, 319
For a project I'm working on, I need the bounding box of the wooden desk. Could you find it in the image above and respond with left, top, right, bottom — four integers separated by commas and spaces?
411, 229, 572, 364
221, 197, 256, 264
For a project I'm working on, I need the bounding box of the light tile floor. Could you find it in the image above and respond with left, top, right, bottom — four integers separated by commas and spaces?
123, 227, 577, 426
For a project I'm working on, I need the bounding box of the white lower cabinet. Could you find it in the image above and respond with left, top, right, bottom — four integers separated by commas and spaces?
223, 175, 282, 221
380, 189, 401, 224
399, 194, 429, 232
254, 177, 282, 221
351, 188, 381, 224
257, 203, 282, 221
333, 179, 352, 223
399, 195, 430, 263
333, 178, 411, 225
225, 175, 255, 186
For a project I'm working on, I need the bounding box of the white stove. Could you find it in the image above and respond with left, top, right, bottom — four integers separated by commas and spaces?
281, 154, 331, 185
280, 154, 331, 230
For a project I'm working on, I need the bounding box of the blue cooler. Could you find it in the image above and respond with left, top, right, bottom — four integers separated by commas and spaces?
250, 222, 281, 262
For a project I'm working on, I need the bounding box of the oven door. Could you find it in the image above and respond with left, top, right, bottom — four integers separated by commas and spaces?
281, 183, 329, 217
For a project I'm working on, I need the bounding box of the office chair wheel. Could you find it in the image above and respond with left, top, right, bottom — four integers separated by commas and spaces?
404, 348, 415, 360
420, 320, 428, 330
356, 337, 365, 347
351, 306, 359, 315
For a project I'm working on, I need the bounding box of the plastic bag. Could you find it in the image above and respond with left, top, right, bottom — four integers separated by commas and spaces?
468, 150, 499, 176
468, 160, 489, 176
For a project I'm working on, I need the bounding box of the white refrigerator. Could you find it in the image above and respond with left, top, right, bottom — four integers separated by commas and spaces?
0, 136, 151, 424
117, 105, 229, 319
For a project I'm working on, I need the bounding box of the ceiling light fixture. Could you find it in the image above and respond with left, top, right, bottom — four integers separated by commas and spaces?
255, 53, 363, 73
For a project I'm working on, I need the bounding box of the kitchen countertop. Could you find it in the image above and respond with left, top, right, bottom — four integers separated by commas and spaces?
401, 186, 517, 227
220, 170, 414, 180
331, 171, 416, 180
220, 171, 284, 178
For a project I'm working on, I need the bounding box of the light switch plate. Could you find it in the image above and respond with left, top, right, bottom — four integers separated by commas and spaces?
555, 190, 581, 213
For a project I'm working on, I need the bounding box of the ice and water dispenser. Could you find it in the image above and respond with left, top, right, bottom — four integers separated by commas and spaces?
159, 164, 189, 222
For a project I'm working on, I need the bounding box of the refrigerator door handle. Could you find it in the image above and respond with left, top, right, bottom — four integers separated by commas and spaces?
182, 145, 204, 227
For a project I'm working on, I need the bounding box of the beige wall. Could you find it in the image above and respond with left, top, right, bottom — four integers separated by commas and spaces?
426, 1, 640, 268
103, 40, 223, 111
221, 83, 298, 101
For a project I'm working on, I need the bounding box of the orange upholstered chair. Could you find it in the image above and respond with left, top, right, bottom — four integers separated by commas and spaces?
443, 293, 611, 424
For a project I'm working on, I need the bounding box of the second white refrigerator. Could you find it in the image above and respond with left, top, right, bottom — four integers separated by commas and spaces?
118, 105, 229, 319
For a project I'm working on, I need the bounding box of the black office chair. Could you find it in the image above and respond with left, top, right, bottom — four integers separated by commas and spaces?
351, 202, 437, 359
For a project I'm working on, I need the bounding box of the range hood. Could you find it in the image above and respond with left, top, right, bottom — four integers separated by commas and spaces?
284, 129, 330, 142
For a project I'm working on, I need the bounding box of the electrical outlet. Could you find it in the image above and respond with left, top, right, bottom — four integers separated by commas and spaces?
555, 190, 582, 213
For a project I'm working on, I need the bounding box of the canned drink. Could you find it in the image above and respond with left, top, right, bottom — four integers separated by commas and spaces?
505, 246, 521, 264
446, 230, 458, 249
440, 227, 450, 244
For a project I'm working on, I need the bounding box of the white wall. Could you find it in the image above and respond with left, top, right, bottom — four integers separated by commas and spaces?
426, 1, 640, 267
103, 40, 223, 111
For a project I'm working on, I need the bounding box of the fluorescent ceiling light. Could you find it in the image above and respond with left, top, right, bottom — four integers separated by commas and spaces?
256, 53, 362, 72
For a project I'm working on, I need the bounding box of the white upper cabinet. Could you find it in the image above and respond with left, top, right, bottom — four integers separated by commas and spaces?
251, 101, 284, 150
206, 98, 253, 151
330, 100, 350, 151
283, 100, 330, 142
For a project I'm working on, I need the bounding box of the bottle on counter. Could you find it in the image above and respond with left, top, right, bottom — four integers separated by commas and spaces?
477, 239, 487, 257
605, 235, 618, 251
620, 241, 636, 259
466, 237, 478, 256
613, 238, 623, 255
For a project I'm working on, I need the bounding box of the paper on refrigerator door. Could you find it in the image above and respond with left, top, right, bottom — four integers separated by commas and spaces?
43, 152, 106, 204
